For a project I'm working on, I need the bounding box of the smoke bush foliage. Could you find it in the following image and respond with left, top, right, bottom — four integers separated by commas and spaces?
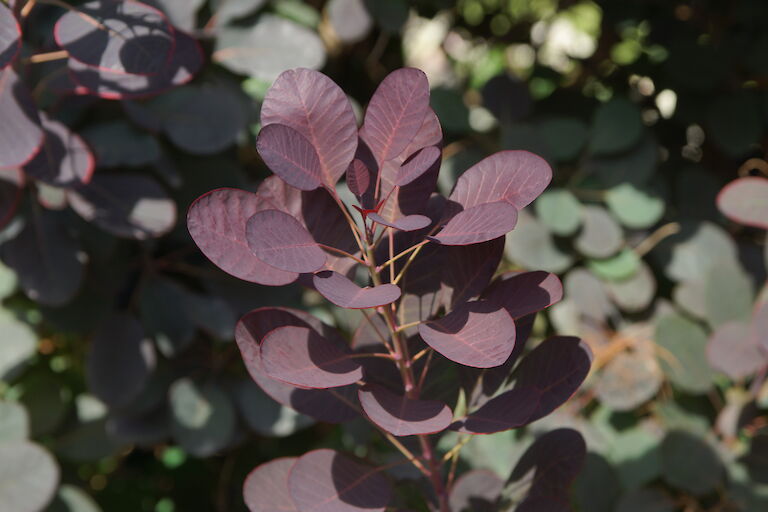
188, 67, 592, 511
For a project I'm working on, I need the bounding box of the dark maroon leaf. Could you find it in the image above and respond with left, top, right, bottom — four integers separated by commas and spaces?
418, 300, 516, 368
716, 177, 768, 229
447, 150, 551, 211
261, 68, 357, 187
256, 123, 324, 191
448, 470, 503, 512
0, 3, 21, 70
396, 146, 441, 186
246, 209, 326, 273
360, 68, 430, 165
187, 188, 298, 286
86, 313, 156, 408
243, 457, 298, 512
430, 202, 518, 246
503, 429, 587, 508
55, 0, 174, 75
368, 213, 431, 232
261, 326, 363, 389
707, 321, 767, 380
0, 69, 43, 168
511, 336, 592, 423
358, 384, 452, 436
346, 159, 371, 197
67, 30, 203, 100
0, 168, 23, 228
67, 173, 176, 239
482, 271, 563, 319
314, 270, 401, 309
288, 449, 392, 512
2, 210, 84, 306
235, 307, 359, 422
23, 114, 95, 188
440, 237, 505, 309
450, 387, 537, 434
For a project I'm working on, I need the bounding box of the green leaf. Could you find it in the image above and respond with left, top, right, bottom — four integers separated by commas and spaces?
616, 488, 675, 512
590, 97, 644, 155
232, 379, 314, 437
0, 260, 17, 300
573, 453, 621, 512
588, 249, 640, 282
655, 313, 715, 394
707, 94, 763, 157
533, 188, 583, 236
80, 121, 160, 168
595, 351, 662, 411
704, 262, 754, 328
605, 183, 665, 229
0, 401, 28, 441
661, 430, 723, 495
19, 372, 71, 436
169, 379, 235, 458
0, 311, 36, 381
606, 424, 663, 490
537, 117, 588, 162
363, 0, 408, 33
605, 261, 656, 312
586, 135, 658, 188
0, 441, 59, 512
575, 206, 624, 259
505, 211, 573, 273
48, 485, 102, 512
430, 88, 470, 134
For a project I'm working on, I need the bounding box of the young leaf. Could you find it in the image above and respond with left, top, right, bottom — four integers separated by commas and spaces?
23, 114, 95, 188
288, 449, 392, 512
367, 213, 431, 232
360, 68, 430, 165
417, 300, 516, 368
346, 159, 371, 197
396, 146, 441, 186
448, 150, 552, 211
235, 307, 359, 422
716, 177, 768, 229
511, 336, 592, 423
244, 457, 298, 512
261, 68, 358, 187
430, 202, 518, 246
358, 384, 452, 436
256, 123, 324, 191
313, 270, 401, 309
0, 69, 43, 168
450, 387, 538, 434
260, 326, 363, 389
0, 3, 21, 70
246, 209, 326, 273
55, 0, 174, 75
482, 271, 563, 319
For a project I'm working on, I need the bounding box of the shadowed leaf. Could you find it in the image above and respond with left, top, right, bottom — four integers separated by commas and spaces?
244, 457, 298, 512
0, 4, 20, 70
0, 69, 43, 168
396, 146, 441, 186
0, 168, 23, 229
246, 209, 326, 273
23, 114, 94, 188
661, 430, 723, 495
169, 378, 235, 457
449, 470, 503, 512
482, 271, 563, 320
358, 384, 452, 436
440, 237, 505, 310
314, 270, 401, 309
430, 202, 518, 246
450, 387, 537, 434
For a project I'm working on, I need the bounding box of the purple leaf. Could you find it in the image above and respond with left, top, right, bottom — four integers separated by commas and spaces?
0, 3, 21, 70
55, 0, 174, 75
314, 270, 401, 309
261, 325, 363, 389
511, 336, 592, 423
396, 146, 441, 186
67, 173, 176, 239
450, 387, 538, 434
0, 69, 43, 168
246, 209, 326, 273
346, 159, 371, 197
360, 68, 430, 165
1, 210, 84, 306
23, 114, 95, 188
86, 313, 156, 408
261, 68, 358, 187
256, 123, 324, 191
0, 168, 22, 228
358, 384, 452, 436
235, 307, 359, 422
244, 457, 299, 512
707, 321, 767, 380
440, 237, 505, 310
187, 188, 298, 286
417, 300, 516, 368
430, 202, 518, 246
482, 271, 563, 319
448, 150, 552, 211
716, 177, 768, 229
288, 449, 392, 512
752, 301, 768, 353
448, 470, 503, 512
367, 213, 431, 232
67, 30, 203, 100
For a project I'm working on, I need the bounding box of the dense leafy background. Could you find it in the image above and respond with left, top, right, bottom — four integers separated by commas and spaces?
1, 0, 768, 510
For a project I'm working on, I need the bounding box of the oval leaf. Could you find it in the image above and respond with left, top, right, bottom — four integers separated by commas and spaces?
261, 68, 358, 187
482, 271, 563, 319
449, 470, 503, 512
707, 321, 767, 380
716, 177, 768, 229
244, 457, 298, 512
288, 449, 392, 512
346, 159, 371, 197
0, 4, 21, 70
418, 300, 515, 368
0, 441, 59, 512
450, 387, 538, 434
367, 213, 431, 232
0, 69, 43, 168
396, 146, 441, 186
358, 384, 452, 436
430, 202, 518, 246
360, 68, 430, 165
23, 114, 94, 188
246, 209, 326, 273
256, 123, 324, 191
313, 270, 401, 309
187, 188, 298, 286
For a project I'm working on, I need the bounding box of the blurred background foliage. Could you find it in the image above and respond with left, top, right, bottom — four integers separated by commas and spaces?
2, 0, 768, 510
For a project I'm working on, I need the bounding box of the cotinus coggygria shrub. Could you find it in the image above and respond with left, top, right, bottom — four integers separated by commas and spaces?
187, 67, 593, 512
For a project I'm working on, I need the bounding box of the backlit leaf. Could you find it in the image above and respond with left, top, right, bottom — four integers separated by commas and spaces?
257, 124, 325, 191
368, 213, 431, 232
430, 202, 518, 246
246, 209, 326, 273
244, 457, 298, 512
396, 146, 441, 186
